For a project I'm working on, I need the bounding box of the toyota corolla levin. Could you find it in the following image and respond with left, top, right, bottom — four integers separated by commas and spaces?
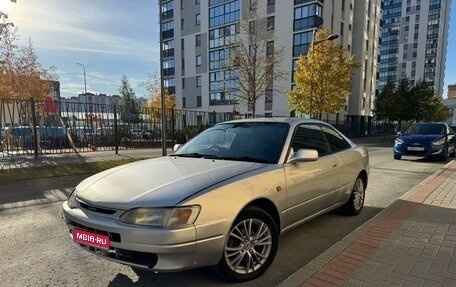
393, 122, 456, 161
62, 118, 369, 282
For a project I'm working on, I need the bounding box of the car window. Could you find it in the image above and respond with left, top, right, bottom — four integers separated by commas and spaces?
320, 125, 351, 153
174, 122, 289, 164
405, 123, 445, 135
290, 124, 330, 157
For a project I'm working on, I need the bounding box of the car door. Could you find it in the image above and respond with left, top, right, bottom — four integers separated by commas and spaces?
320, 124, 359, 203
284, 124, 342, 228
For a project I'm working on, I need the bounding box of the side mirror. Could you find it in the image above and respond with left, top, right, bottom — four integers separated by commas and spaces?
173, 144, 182, 152
288, 149, 319, 164
396, 131, 402, 136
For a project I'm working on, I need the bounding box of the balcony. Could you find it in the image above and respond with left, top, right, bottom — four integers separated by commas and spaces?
161, 10, 174, 21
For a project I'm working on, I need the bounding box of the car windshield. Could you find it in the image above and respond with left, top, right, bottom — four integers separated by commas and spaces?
173, 122, 289, 164
405, 123, 445, 135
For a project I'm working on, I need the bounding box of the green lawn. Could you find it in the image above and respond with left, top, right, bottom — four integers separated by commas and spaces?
0, 158, 144, 183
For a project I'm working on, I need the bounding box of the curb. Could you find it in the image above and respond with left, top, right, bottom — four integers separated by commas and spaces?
277, 160, 456, 287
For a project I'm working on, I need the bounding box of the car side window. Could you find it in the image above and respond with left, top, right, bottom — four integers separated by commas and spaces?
290, 124, 330, 157
320, 125, 351, 153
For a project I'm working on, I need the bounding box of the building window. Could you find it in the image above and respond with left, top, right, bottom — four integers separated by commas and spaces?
267, 16, 275, 30
181, 18, 184, 30
182, 78, 186, 89
195, 0, 200, 4
196, 75, 202, 87
196, 55, 202, 66
183, 97, 186, 108
292, 31, 313, 57
266, 41, 274, 55
195, 13, 201, 25
209, 0, 240, 28
294, 4, 323, 32
267, 0, 275, 4
197, 96, 202, 107
195, 34, 201, 46
181, 38, 185, 50
249, 21, 256, 34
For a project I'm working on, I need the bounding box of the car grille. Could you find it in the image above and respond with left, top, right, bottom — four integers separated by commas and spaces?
79, 201, 117, 215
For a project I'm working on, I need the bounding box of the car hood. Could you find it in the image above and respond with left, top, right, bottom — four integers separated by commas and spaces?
399, 134, 443, 144
75, 156, 266, 209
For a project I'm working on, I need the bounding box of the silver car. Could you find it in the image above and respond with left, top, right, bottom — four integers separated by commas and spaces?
62, 118, 369, 282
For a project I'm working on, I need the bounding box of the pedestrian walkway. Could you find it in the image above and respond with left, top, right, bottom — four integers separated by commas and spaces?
278, 160, 456, 287
0, 148, 171, 170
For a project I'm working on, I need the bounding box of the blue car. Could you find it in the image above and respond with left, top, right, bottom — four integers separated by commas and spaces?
393, 122, 456, 162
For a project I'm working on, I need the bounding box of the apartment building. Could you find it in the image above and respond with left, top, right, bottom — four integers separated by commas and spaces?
378, 0, 451, 97
159, 0, 381, 132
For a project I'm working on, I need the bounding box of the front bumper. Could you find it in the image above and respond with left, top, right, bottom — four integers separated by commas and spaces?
393, 143, 444, 158
62, 201, 224, 272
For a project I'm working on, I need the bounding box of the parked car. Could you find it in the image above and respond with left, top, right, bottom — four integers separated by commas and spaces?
131, 128, 152, 139
393, 122, 456, 161
62, 118, 369, 282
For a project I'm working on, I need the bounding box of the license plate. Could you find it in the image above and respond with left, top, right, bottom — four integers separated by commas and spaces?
73, 228, 110, 250
407, 146, 424, 151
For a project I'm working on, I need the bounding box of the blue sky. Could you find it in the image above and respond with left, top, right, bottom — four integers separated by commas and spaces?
1, 0, 159, 99
1, 0, 456, 99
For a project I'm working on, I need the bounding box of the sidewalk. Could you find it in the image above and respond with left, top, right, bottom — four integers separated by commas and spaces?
279, 160, 456, 287
0, 148, 171, 170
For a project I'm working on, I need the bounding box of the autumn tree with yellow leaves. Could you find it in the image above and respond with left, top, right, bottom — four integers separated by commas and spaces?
0, 17, 55, 101
143, 73, 176, 121
288, 27, 359, 119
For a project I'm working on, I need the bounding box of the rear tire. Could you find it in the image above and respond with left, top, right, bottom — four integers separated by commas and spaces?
216, 206, 279, 282
340, 175, 365, 216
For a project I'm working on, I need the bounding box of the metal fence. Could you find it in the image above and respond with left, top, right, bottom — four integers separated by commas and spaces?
0, 99, 235, 158
0, 98, 399, 158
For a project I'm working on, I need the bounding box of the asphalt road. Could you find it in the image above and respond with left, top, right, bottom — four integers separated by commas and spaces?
0, 145, 448, 287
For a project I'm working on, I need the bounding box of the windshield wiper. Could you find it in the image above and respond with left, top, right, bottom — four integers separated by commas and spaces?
172, 153, 206, 158
172, 153, 224, 159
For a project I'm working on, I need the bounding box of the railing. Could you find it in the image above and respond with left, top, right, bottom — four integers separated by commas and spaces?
0, 98, 396, 158
0, 99, 234, 158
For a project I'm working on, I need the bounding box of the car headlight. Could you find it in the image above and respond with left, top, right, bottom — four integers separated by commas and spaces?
67, 189, 78, 209
432, 138, 445, 146
119, 206, 201, 228
395, 138, 404, 145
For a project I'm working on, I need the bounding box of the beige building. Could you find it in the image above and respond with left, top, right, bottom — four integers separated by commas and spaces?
448, 84, 456, 99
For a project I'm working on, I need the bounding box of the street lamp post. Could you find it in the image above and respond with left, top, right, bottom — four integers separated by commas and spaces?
308, 33, 339, 119
76, 62, 87, 94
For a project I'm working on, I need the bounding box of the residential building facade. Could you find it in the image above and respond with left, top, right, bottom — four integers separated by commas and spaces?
378, 0, 451, 97
159, 0, 381, 132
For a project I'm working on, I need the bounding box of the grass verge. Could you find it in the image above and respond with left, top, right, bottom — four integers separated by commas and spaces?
0, 158, 145, 183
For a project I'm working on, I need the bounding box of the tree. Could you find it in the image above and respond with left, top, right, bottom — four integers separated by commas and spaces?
119, 74, 140, 123
142, 72, 176, 121
373, 80, 397, 122
288, 27, 359, 118
0, 17, 55, 100
374, 78, 449, 124
225, 4, 286, 117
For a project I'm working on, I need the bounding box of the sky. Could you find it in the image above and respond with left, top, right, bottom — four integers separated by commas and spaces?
1, 0, 456, 99
0, 0, 159, 99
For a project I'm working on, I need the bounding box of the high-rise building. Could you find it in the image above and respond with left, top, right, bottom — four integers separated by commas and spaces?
159, 0, 381, 130
378, 0, 451, 97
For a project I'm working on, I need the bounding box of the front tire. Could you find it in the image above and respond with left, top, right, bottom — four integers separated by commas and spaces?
440, 144, 449, 162
340, 175, 365, 216
394, 154, 401, 160
216, 207, 279, 282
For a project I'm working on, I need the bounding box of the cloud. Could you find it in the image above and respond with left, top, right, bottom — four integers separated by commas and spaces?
8, 0, 160, 61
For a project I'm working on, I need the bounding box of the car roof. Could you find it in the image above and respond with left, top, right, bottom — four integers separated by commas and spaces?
222, 117, 331, 126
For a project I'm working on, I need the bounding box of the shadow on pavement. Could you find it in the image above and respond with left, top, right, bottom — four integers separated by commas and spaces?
105, 206, 384, 287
